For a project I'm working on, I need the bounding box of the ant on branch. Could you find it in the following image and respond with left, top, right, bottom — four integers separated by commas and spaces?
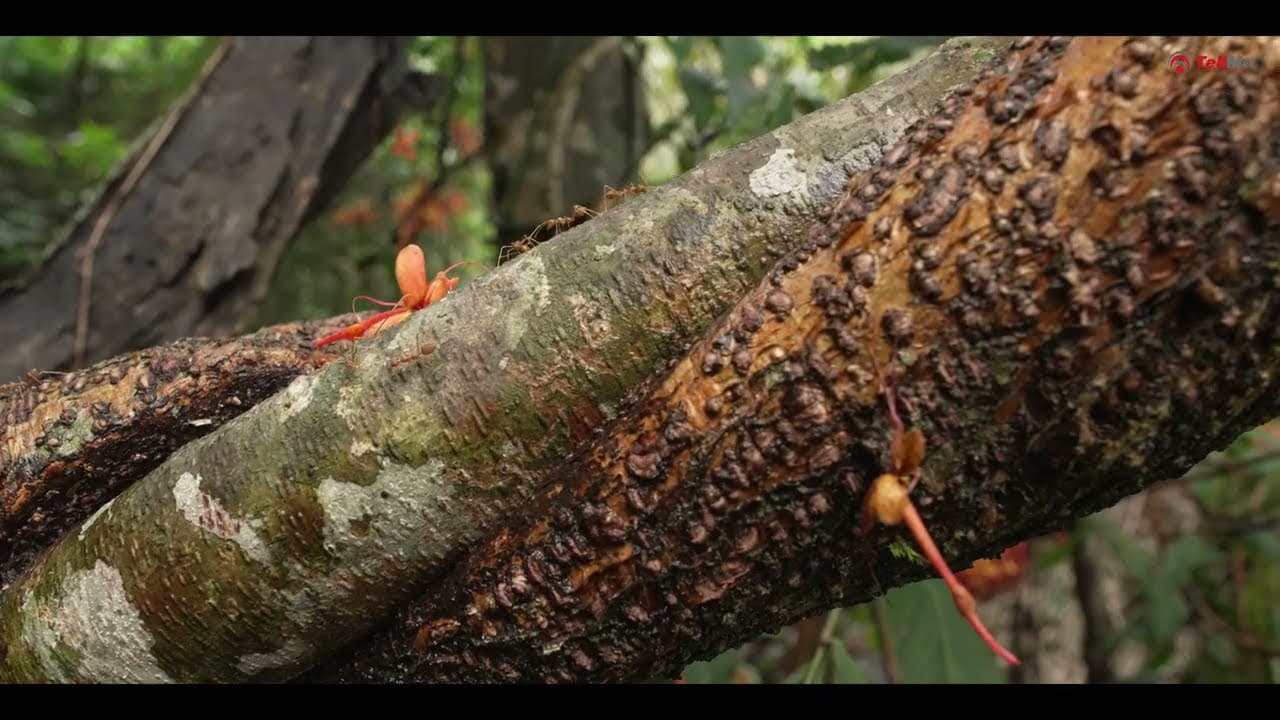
497, 184, 647, 266
860, 362, 1021, 667
498, 205, 597, 266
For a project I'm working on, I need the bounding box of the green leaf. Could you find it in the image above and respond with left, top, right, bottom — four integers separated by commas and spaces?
1159, 534, 1224, 587
666, 36, 696, 62
829, 641, 870, 683
717, 36, 765, 78
1033, 533, 1079, 571
1244, 530, 1280, 563
1095, 516, 1154, 585
766, 83, 797, 131
680, 648, 741, 684
677, 67, 722, 131
1142, 578, 1190, 648
1239, 560, 1280, 649
725, 75, 759, 121
884, 579, 1009, 683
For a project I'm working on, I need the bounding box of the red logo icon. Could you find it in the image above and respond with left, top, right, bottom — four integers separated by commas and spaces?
1169, 52, 1191, 74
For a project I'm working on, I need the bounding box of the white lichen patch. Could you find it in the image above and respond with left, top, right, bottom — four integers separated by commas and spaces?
749, 147, 808, 200
78, 497, 115, 542
314, 457, 449, 562
518, 256, 552, 314
258, 458, 465, 634
235, 637, 312, 677
593, 243, 617, 258
20, 560, 174, 683
349, 438, 378, 457
173, 472, 272, 565
278, 372, 319, 422
334, 382, 361, 430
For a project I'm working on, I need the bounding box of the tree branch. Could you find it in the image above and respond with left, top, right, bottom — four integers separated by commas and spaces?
0, 37, 1011, 683
1, 315, 350, 588
308, 35, 1279, 683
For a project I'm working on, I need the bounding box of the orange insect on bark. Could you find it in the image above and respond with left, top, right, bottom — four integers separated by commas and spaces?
312, 244, 486, 349
861, 381, 1021, 668
395, 243, 430, 310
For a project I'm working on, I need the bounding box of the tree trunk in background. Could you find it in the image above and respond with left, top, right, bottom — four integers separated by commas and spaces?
482, 36, 649, 247
0, 36, 439, 384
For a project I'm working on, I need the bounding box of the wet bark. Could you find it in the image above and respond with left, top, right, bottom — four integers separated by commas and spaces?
0, 37, 1007, 683
0, 36, 438, 383
310, 36, 1279, 683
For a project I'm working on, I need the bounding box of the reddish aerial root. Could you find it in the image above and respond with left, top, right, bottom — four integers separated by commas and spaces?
900, 502, 1021, 667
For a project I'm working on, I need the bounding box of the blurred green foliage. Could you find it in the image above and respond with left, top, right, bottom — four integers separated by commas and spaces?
1093, 426, 1280, 682
637, 36, 942, 183
0, 36, 218, 282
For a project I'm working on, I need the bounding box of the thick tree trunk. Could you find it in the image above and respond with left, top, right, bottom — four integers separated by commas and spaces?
0, 37, 1006, 683
312, 35, 1280, 682
2, 36, 1274, 684
0, 36, 436, 383
0, 316, 350, 588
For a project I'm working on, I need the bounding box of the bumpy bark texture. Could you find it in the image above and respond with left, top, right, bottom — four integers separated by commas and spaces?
0, 38, 1008, 683
311, 36, 1279, 683
0, 36, 435, 383
0, 317, 349, 589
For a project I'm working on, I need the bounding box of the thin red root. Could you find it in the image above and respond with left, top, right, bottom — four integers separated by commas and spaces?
901, 503, 1021, 667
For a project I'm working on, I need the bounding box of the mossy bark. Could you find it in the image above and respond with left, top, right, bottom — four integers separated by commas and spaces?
0, 37, 1009, 682
308, 36, 1280, 683
0, 317, 350, 588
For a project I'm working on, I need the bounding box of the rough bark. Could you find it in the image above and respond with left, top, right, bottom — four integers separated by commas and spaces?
0, 37, 1008, 683
0, 316, 350, 588
0, 36, 437, 383
307, 36, 1279, 682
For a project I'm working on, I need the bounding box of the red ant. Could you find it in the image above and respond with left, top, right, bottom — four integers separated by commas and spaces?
498, 204, 599, 265
602, 183, 646, 208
